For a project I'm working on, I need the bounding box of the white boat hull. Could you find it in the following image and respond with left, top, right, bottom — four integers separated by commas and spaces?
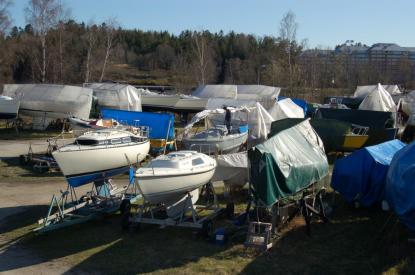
183, 132, 248, 154
53, 141, 150, 186
137, 168, 215, 204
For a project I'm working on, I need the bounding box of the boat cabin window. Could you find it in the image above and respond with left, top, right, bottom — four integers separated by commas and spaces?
122, 137, 131, 143
192, 158, 204, 166
111, 138, 122, 145
131, 136, 145, 143
76, 139, 99, 146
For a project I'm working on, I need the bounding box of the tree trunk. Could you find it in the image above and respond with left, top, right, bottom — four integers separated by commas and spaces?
41, 35, 46, 83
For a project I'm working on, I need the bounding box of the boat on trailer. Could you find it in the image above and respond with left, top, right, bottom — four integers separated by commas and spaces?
53, 128, 150, 187
0, 95, 20, 119
123, 151, 223, 234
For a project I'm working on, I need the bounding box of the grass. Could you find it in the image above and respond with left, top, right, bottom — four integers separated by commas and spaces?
1, 183, 415, 274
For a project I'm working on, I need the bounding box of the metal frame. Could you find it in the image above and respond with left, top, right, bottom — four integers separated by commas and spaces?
126, 182, 224, 232
34, 177, 141, 234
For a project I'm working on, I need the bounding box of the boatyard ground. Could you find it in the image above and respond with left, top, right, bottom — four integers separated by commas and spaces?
0, 137, 415, 274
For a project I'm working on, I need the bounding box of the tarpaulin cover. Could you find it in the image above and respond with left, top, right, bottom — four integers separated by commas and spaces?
359, 83, 397, 112
3, 84, 93, 120
331, 139, 405, 207
354, 84, 401, 99
212, 151, 248, 182
193, 84, 280, 101
278, 96, 308, 115
385, 141, 415, 230
268, 98, 305, 120
85, 83, 142, 111
101, 108, 174, 139
248, 118, 328, 207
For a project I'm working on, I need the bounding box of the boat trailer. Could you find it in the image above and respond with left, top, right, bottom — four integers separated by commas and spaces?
34, 173, 141, 234
122, 182, 225, 236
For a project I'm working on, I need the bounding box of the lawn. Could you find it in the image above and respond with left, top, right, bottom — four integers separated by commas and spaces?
1, 183, 415, 274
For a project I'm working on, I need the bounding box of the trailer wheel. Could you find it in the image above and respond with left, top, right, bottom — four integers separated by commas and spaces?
120, 199, 131, 215
201, 220, 213, 238
121, 207, 131, 231
226, 202, 235, 219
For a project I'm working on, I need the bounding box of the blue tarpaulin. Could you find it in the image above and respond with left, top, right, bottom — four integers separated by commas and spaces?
385, 141, 415, 231
331, 139, 405, 207
278, 96, 308, 115
101, 108, 174, 139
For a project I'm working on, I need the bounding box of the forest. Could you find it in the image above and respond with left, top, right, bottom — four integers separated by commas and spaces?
0, 0, 413, 95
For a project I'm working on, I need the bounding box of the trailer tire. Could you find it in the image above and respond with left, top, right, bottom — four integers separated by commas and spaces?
121, 208, 131, 231
120, 199, 131, 215
201, 220, 213, 238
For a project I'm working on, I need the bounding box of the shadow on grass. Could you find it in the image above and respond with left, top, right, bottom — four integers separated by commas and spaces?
241, 198, 415, 274
1, 157, 63, 178
0, 205, 49, 236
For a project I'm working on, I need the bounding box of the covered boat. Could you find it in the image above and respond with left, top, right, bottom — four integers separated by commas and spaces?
53, 129, 150, 187
248, 118, 328, 207
385, 141, 415, 230
331, 140, 405, 207
84, 83, 142, 112
3, 84, 93, 129
0, 95, 20, 119
136, 151, 216, 204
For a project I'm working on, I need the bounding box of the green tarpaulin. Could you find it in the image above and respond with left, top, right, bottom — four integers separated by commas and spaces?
249, 118, 329, 207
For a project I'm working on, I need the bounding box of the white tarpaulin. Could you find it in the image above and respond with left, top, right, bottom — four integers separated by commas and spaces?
212, 151, 248, 187
193, 84, 280, 101
358, 83, 397, 112
84, 83, 142, 111
193, 85, 237, 99
3, 84, 93, 120
354, 84, 401, 99
268, 98, 305, 120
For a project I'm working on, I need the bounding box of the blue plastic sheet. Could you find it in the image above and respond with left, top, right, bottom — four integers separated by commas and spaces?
331, 139, 405, 207
101, 108, 174, 139
385, 141, 415, 231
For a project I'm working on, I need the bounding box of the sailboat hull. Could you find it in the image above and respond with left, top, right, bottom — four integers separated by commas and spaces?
53, 141, 150, 187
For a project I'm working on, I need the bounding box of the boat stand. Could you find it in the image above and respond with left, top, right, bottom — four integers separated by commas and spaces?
34, 178, 141, 234
124, 182, 224, 236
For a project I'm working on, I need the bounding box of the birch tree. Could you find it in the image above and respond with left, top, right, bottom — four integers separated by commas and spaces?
99, 18, 118, 82
25, 0, 65, 83
279, 11, 298, 94
0, 0, 11, 37
191, 31, 214, 85
84, 21, 97, 83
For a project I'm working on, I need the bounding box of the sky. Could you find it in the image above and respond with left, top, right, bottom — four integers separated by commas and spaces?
9, 0, 415, 49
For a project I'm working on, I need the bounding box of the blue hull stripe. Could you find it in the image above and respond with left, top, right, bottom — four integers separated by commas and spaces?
67, 166, 130, 187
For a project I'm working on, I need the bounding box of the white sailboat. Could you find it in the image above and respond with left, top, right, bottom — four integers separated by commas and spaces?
53, 129, 150, 187
136, 151, 216, 204
0, 95, 20, 119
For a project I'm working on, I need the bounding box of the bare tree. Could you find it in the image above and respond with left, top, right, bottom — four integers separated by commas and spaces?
0, 0, 11, 37
84, 20, 97, 83
279, 11, 298, 94
56, 3, 71, 83
25, 0, 65, 82
99, 18, 118, 82
191, 31, 213, 85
